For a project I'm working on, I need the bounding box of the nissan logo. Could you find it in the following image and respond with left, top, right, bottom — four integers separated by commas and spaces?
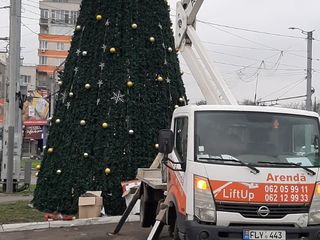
257, 206, 270, 217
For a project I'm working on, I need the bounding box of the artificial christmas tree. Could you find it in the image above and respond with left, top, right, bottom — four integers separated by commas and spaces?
33, 0, 186, 215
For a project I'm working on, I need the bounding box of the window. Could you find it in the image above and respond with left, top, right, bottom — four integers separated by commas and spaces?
39, 56, 48, 65
57, 58, 65, 66
39, 40, 48, 50
20, 75, 31, 84
195, 111, 320, 166
174, 117, 188, 162
57, 42, 64, 50
70, 11, 79, 25
40, 9, 49, 19
51, 10, 78, 25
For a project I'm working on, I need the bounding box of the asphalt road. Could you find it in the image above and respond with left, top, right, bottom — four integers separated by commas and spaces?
0, 222, 172, 240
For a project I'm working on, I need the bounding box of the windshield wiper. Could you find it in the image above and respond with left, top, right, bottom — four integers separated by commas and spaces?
258, 161, 316, 176
199, 157, 260, 174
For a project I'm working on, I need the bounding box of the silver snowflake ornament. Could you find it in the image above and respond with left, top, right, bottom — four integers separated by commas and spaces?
76, 49, 81, 56
99, 62, 105, 71
97, 80, 103, 88
111, 91, 125, 104
102, 44, 107, 52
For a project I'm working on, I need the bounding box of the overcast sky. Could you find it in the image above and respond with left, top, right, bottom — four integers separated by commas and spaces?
0, 0, 319, 105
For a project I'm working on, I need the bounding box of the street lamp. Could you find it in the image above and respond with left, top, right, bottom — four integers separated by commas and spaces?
289, 27, 315, 111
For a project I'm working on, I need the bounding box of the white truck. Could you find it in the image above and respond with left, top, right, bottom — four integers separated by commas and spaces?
114, 1, 320, 240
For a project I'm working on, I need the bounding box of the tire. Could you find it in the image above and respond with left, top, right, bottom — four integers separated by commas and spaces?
173, 221, 180, 240
173, 218, 186, 240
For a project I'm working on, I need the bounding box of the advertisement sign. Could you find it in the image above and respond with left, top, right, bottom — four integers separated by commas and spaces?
0, 98, 3, 127
24, 125, 43, 140
22, 89, 49, 126
211, 178, 314, 204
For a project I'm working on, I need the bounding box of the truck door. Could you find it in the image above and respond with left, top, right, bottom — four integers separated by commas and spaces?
168, 117, 188, 215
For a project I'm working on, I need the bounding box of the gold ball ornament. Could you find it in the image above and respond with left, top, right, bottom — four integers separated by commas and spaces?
84, 153, 89, 158
109, 47, 116, 54
102, 122, 109, 129
149, 37, 155, 43
131, 23, 138, 29
55, 118, 61, 124
76, 25, 81, 31
105, 168, 111, 175
85, 83, 91, 89
48, 148, 54, 154
57, 81, 63, 86
96, 15, 102, 21
168, 47, 173, 52
56, 169, 62, 175
35, 172, 39, 177
82, 51, 88, 56
129, 129, 134, 135
157, 75, 164, 82
175, 105, 179, 109
69, 92, 74, 97
155, 144, 159, 149
80, 120, 86, 126
127, 80, 134, 88
36, 165, 41, 171
179, 97, 184, 102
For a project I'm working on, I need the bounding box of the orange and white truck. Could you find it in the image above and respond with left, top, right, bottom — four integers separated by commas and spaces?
114, 0, 320, 239
150, 105, 320, 240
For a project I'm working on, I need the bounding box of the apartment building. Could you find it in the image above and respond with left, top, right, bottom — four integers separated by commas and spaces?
20, 65, 37, 92
37, 0, 81, 88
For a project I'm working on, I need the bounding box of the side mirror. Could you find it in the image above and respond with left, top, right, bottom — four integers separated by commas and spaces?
158, 129, 174, 154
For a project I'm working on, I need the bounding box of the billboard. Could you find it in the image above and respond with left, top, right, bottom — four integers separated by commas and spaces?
22, 89, 49, 126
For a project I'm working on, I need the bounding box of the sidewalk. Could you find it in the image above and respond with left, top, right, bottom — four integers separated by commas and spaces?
0, 193, 33, 203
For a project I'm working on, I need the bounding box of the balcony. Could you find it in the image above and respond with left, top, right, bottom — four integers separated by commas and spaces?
40, 17, 49, 25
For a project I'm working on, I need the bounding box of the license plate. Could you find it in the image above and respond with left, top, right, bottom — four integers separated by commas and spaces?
243, 230, 286, 240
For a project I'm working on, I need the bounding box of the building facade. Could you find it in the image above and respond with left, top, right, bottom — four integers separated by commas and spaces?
37, 0, 81, 88
20, 65, 36, 92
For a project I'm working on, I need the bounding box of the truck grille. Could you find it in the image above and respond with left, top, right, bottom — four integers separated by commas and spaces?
216, 202, 310, 218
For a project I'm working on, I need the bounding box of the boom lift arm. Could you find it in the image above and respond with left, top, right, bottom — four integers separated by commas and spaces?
175, 0, 238, 105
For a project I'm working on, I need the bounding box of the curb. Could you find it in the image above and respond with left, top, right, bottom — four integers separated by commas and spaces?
0, 215, 139, 233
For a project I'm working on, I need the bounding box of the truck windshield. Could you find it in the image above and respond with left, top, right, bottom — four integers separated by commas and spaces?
195, 111, 320, 167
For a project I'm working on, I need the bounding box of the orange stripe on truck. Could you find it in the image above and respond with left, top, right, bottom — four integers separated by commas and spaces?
210, 180, 314, 204
168, 169, 186, 215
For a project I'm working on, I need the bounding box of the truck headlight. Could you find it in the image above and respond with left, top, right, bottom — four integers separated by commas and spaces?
194, 176, 216, 223
309, 183, 320, 225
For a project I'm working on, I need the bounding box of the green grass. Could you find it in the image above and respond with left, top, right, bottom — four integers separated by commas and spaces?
0, 201, 44, 224
14, 184, 36, 196
20, 159, 41, 170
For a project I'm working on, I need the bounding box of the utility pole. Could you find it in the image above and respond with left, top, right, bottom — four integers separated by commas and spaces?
289, 27, 314, 111
306, 31, 313, 111
6, 0, 21, 193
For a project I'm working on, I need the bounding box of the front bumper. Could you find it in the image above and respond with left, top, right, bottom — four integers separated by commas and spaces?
185, 220, 320, 240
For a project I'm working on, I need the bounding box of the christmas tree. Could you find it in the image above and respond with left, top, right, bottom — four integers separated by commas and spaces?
33, 0, 186, 215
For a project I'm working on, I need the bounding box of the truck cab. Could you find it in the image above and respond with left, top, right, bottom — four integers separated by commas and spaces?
162, 104, 320, 240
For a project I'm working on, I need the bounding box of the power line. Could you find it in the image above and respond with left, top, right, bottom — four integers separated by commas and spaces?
197, 20, 306, 40
259, 78, 306, 100
171, 7, 317, 41
21, 21, 38, 35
